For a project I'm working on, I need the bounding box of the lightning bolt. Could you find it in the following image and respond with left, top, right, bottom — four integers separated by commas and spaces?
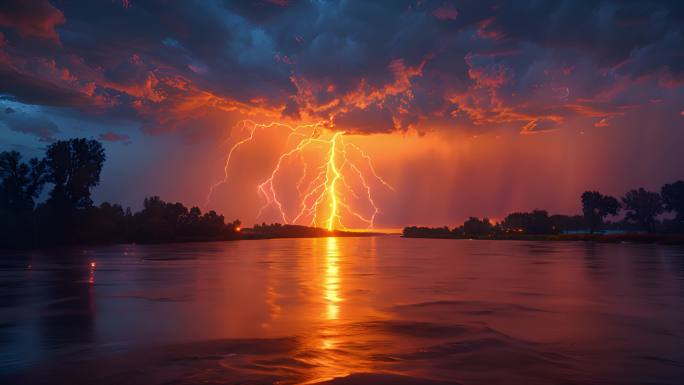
206, 120, 393, 230
205, 120, 258, 207
325, 132, 343, 231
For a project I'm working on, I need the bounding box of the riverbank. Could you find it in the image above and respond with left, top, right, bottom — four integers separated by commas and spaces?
402, 232, 684, 245
0, 225, 387, 251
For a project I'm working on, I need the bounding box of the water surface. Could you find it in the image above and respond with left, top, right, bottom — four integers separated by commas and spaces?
1, 237, 684, 384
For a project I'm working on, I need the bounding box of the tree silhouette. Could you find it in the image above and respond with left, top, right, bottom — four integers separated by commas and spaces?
129, 196, 240, 243
80, 202, 131, 244
500, 212, 527, 233
527, 210, 554, 234
402, 225, 451, 238
621, 188, 663, 232
44, 139, 106, 210
461, 217, 494, 237
549, 214, 585, 232
500, 210, 555, 234
662, 181, 684, 231
0, 151, 47, 246
0, 151, 46, 212
1, 140, 243, 248
581, 191, 620, 233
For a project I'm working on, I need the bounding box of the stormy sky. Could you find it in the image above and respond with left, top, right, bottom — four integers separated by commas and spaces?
1, 0, 683, 227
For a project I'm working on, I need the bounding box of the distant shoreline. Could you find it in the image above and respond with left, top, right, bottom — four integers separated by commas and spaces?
5, 230, 683, 252
402, 233, 684, 245
0, 228, 390, 251
237, 228, 388, 240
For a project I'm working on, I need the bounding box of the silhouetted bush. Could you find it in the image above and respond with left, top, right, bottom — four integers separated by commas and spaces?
500, 210, 555, 235
549, 214, 586, 233
402, 226, 451, 238
453, 217, 495, 238
130, 196, 240, 243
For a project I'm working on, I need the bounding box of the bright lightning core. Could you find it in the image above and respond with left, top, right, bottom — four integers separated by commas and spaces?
206, 121, 393, 230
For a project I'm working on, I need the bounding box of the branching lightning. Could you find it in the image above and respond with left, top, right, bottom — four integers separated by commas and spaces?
206, 120, 393, 230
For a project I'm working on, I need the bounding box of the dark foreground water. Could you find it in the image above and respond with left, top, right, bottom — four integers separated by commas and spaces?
1, 237, 684, 385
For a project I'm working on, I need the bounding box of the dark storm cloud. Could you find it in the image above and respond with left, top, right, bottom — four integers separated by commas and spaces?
0, 67, 92, 107
0, 0, 682, 137
335, 105, 396, 134
0, 0, 65, 41
0, 102, 59, 141
480, 0, 684, 78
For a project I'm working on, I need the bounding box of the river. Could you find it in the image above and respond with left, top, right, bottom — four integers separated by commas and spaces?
1, 237, 683, 384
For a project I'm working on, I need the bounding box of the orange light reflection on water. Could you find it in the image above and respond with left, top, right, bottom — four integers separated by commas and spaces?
324, 237, 342, 321
297, 237, 356, 384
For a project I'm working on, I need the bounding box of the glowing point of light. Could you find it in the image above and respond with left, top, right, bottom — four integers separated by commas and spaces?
90, 261, 96, 269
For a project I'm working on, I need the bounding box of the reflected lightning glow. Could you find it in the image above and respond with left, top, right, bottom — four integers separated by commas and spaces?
206, 120, 393, 230
324, 237, 341, 320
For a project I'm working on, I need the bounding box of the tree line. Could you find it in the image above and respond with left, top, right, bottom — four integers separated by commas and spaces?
404, 183, 684, 239
0, 138, 241, 248
3, 138, 682, 247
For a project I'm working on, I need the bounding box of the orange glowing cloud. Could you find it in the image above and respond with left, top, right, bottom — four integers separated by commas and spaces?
287, 58, 428, 133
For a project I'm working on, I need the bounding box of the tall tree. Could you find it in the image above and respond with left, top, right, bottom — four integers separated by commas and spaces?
662, 181, 684, 231
44, 139, 106, 210
0, 151, 47, 246
0, 151, 46, 212
581, 191, 620, 233
621, 188, 663, 232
